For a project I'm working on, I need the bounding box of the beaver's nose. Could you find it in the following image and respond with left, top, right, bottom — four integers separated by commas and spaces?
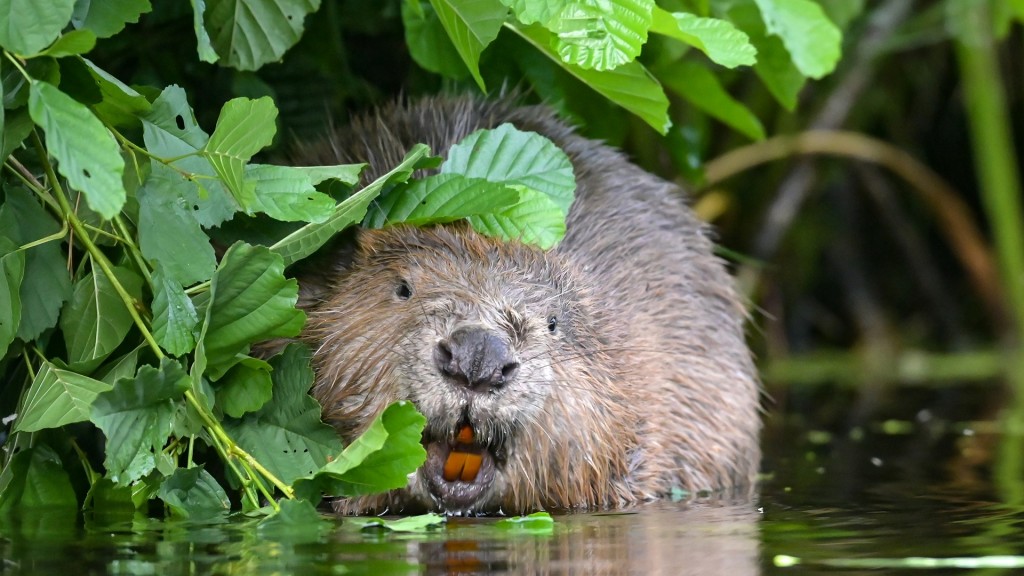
435, 326, 519, 392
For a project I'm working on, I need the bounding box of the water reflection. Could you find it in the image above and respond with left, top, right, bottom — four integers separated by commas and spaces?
413, 500, 761, 575
0, 498, 761, 575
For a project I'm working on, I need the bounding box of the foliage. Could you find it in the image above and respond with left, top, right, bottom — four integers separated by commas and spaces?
0, 0, 860, 521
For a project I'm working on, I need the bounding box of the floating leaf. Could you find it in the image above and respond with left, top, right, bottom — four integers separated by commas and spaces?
356, 513, 446, 532
649, 9, 756, 68
15, 361, 112, 432
551, 0, 653, 71
28, 81, 126, 219
203, 0, 322, 70
258, 499, 331, 539
91, 358, 190, 486
0, 0, 76, 55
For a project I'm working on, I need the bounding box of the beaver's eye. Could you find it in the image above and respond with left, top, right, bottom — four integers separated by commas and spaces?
547, 315, 558, 333
395, 279, 412, 300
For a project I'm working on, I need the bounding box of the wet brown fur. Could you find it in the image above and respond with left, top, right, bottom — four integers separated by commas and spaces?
295, 96, 760, 514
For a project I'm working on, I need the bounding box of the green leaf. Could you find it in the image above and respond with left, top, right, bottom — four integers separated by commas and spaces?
496, 511, 555, 533
71, 0, 152, 38
501, 0, 567, 25
656, 59, 765, 140
258, 499, 330, 539
752, 0, 841, 79
728, 3, 805, 110
2, 110, 33, 162
137, 163, 218, 287
28, 81, 126, 220
36, 30, 96, 57
403, 0, 473, 80
216, 356, 273, 418
297, 401, 427, 497
649, 8, 756, 68
513, 24, 671, 134
365, 174, 520, 228
199, 242, 305, 379
224, 344, 343, 485
151, 262, 200, 356
0, 445, 77, 511
356, 513, 447, 532
190, 0, 219, 62
0, 0, 76, 55
551, 0, 653, 71
294, 164, 364, 186
60, 265, 143, 367
15, 360, 112, 432
91, 358, 190, 486
141, 85, 238, 228
427, 0, 508, 90
0, 188, 71, 342
204, 96, 278, 208
271, 143, 433, 267
0, 236, 24, 357
468, 187, 567, 249
203, 0, 322, 71
156, 467, 230, 519
441, 123, 576, 214
244, 164, 335, 223
82, 58, 152, 127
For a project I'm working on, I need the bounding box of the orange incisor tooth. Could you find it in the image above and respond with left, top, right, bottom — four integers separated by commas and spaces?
460, 453, 482, 482
456, 425, 474, 444
443, 451, 468, 482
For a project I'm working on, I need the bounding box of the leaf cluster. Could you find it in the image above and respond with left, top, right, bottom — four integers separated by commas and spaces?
0, 0, 574, 524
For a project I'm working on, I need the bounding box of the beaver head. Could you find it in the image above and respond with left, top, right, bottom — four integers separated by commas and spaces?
305, 223, 638, 515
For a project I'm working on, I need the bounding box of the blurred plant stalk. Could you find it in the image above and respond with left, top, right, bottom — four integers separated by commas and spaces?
954, 0, 1024, 503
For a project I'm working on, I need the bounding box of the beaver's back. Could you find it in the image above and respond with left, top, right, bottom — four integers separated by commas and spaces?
303, 96, 760, 494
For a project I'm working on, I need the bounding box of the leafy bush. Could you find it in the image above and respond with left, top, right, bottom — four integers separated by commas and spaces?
0, 0, 842, 521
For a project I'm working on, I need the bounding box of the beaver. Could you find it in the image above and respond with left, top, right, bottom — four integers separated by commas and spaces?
295, 96, 760, 515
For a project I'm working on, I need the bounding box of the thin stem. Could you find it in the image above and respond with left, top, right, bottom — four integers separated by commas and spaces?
31, 131, 163, 359
3, 158, 60, 213
705, 130, 1005, 325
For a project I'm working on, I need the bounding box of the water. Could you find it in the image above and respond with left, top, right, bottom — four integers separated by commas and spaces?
4, 409, 1023, 574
